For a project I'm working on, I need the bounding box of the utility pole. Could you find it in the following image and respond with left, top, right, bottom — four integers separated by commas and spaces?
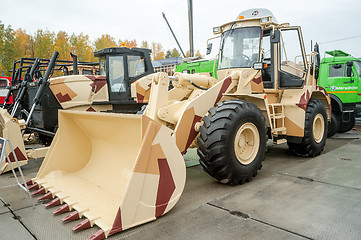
187, 0, 194, 57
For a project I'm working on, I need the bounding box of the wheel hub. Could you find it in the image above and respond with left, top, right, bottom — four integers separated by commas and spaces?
313, 113, 325, 143
234, 122, 260, 165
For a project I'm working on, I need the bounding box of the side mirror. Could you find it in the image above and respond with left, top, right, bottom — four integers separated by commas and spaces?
346, 61, 353, 77
206, 43, 213, 55
253, 62, 268, 70
271, 30, 280, 43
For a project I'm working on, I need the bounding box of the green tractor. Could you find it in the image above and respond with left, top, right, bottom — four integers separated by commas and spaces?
317, 50, 361, 137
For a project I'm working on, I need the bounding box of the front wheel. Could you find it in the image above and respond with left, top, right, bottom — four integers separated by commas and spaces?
197, 100, 267, 185
288, 98, 327, 157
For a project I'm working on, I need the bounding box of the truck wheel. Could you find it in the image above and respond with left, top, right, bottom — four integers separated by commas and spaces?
288, 98, 327, 157
327, 112, 339, 138
197, 100, 267, 185
338, 113, 355, 133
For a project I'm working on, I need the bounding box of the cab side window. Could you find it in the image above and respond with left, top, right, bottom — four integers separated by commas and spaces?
280, 29, 305, 78
329, 64, 344, 78
127, 55, 145, 78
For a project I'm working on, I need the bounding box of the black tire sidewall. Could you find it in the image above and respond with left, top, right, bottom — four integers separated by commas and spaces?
327, 112, 339, 138
305, 99, 328, 154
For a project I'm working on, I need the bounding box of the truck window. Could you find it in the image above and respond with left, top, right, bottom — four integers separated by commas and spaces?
127, 55, 145, 78
354, 61, 361, 77
329, 64, 344, 78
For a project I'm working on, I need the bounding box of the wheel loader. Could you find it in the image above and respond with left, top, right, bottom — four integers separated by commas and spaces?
0, 47, 154, 174
24, 8, 330, 240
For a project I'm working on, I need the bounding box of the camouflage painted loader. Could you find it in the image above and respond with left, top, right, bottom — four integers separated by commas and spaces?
26, 9, 330, 240
0, 47, 154, 173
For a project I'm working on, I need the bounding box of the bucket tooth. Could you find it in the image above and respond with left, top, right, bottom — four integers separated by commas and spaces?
31, 187, 46, 196
28, 183, 39, 191
37, 192, 53, 201
61, 211, 80, 223
45, 198, 61, 208
24, 179, 34, 186
53, 204, 70, 215
88, 230, 105, 240
72, 219, 91, 232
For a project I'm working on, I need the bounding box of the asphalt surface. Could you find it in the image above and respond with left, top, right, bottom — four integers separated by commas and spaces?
0, 127, 360, 240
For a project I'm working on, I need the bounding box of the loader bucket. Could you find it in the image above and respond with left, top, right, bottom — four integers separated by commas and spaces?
0, 108, 28, 174
30, 110, 186, 239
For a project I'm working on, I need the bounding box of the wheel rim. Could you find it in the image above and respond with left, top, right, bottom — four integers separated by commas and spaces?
234, 122, 260, 165
313, 113, 325, 143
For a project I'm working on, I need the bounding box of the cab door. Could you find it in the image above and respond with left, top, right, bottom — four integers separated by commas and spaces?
107, 54, 130, 102
327, 62, 356, 103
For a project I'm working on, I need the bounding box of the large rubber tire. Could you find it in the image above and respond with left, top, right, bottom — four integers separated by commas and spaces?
288, 98, 327, 157
338, 113, 355, 133
327, 112, 339, 138
197, 100, 267, 185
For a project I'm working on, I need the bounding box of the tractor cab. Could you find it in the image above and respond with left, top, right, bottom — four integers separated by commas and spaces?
94, 47, 153, 103
212, 8, 308, 90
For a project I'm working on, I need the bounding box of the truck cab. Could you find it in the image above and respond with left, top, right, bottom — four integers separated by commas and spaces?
318, 50, 361, 135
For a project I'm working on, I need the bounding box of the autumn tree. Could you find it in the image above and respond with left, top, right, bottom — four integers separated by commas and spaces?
94, 34, 117, 51
14, 28, 32, 58
33, 29, 55, 59
141, 40, 149, 49
54, 31, 70, 60
151, 42, 165, 60
69, 33, 94, 62
195, 50, 201, 57
118, 39, 137, 48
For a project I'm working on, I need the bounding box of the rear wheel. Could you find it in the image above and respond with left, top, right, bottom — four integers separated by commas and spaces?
327, 112, 339, 138
288, 98, 327, 157
338, 113, 355, 133
197, 100, 267, 185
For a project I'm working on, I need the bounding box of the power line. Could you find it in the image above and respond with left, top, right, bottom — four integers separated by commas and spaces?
318, 34, 361, 44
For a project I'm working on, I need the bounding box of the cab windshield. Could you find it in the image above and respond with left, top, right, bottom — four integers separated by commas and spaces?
219, 27, 261, 69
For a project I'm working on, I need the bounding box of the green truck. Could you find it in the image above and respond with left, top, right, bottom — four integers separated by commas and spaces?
318, 50, 361, 137
175, 58, 218, 78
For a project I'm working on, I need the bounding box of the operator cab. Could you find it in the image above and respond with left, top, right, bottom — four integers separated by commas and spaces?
95, 47, 153, 103
214, 8, 307, 90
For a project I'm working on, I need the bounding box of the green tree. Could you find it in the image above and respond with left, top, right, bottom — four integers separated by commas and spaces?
33, 29, 55, 59
94, 34, 117, 51
54, 31, 70, 60
165, 50, 172, 58
0, 22, 17, 75
171, 48, 181, 57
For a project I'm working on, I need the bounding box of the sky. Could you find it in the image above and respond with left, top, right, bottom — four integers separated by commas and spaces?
1, 0, 361, 59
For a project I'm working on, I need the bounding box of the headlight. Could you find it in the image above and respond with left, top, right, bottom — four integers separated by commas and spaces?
261, 17, 270, 23
213, 27, 221, 34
